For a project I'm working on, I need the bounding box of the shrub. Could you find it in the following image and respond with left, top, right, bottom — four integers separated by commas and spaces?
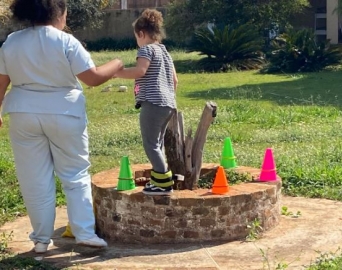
165, 0, 309, 44
188, 24, 265, 72
264, 28, 342, 73
67, 0, 117, 31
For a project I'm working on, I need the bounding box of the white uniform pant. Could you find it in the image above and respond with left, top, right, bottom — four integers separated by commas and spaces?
9, 113, 95, 243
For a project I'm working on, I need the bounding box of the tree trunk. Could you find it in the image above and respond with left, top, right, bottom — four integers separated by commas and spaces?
164, 101, 217, 190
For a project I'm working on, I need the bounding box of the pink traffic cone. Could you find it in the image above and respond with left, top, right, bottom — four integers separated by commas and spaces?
259, 148, 277, 181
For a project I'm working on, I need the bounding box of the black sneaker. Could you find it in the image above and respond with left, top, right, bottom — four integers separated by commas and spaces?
144, 181, 152, 188
142, 184, 173, 196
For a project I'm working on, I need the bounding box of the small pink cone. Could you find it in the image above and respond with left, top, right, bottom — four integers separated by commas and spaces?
259, 148, 277, 181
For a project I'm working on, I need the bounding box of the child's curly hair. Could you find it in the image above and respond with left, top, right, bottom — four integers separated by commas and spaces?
133, 9, 166, 42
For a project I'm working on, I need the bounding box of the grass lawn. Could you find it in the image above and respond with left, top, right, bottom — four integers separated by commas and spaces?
1, 50, 342, 269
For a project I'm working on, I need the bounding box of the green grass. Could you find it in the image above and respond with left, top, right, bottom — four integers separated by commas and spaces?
0, 254, 61, 269
305, 250, 342, 270
2, 50, 342, 268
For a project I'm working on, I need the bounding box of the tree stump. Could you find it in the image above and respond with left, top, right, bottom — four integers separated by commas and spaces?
164, 101, 217, 190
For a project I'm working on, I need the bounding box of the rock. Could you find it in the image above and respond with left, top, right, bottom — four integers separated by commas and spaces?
119, 85, 128, 92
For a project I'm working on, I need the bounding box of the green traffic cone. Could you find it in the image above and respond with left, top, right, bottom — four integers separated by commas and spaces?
220, 137, 237, 169
117, 156, 135, 191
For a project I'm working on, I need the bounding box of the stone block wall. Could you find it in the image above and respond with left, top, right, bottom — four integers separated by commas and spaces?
74, 8, 167, 41
92, 164, 282, 244
0, 8, 167, 42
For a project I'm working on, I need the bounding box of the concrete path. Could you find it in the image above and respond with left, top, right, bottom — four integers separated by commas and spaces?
1, 196, 342, 270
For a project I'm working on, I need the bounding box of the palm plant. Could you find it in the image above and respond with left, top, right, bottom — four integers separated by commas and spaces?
266, 29, 342, 73
188, 23, 265, 72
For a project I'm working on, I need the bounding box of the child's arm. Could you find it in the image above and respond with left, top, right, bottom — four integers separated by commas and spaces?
115, 58, 150, 79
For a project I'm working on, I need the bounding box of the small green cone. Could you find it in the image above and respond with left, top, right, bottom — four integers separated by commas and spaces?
220, 137, 237, 169
117, 156, 135, 191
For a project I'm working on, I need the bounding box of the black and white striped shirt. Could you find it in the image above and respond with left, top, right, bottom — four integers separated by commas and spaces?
134, 44, 176, 109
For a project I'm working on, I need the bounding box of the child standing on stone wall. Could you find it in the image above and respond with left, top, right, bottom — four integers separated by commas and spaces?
115, 9, 178, 195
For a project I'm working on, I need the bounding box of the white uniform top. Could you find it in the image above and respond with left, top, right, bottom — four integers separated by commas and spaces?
0, 25, 95, 118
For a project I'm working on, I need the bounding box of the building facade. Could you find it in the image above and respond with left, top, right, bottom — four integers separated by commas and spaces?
288, 0, 340, 44
313, 0, 339, 44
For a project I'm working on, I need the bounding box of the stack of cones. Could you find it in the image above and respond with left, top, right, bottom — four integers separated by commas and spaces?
220, 137, 237, 169
211, 166, 229, 195
117, 156, 136, 191
258, 148, 277, 182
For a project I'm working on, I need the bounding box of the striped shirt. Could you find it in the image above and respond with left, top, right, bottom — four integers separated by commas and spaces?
134, 44, 176, 109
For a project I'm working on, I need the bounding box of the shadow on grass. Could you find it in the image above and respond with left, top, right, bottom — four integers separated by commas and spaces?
184, 70, 342, 108
173, 59, 204, 73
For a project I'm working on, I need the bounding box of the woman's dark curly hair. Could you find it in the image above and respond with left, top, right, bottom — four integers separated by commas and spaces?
10, 0, 67, 25
133, 9, 166, 42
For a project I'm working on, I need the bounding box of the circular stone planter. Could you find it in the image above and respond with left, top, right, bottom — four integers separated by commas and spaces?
92, 163, 282, 244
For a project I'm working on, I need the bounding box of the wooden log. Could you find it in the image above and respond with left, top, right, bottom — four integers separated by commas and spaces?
164, 111, 186, 176
165, 102, 217, 190
184, 128, 193, 175
183, 129, 193, 189
186, 101, 217, 189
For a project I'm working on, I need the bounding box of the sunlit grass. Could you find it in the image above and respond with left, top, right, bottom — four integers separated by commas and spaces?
2, 49, 342, 268
2, 51, 342, 223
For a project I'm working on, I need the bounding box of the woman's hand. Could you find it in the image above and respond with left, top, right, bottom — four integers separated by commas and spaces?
77, 59, 124, 87
0, 74, 11, 127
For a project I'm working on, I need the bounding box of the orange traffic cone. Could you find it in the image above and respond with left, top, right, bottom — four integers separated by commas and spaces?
211, 166, 229, 194
258, 148, 277, 181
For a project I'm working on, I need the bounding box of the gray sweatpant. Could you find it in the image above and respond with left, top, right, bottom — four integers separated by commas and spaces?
9, 113, 96, 244
139, 101, 174, 173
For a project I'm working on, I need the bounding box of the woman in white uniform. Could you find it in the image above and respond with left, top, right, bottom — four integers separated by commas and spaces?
0, 0, 123, 253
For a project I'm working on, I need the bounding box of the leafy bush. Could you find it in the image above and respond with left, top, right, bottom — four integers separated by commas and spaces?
67, 0, 117, 31
198, 169, 253, 189
188, 24, 265, 72
264, 29, 342, 73
165, 0, 309, 44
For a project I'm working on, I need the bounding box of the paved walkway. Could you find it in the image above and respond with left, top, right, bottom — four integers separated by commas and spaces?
1, 196, 342, 270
